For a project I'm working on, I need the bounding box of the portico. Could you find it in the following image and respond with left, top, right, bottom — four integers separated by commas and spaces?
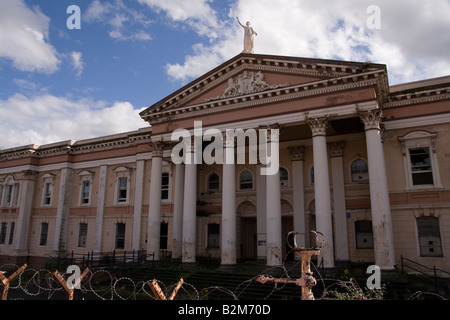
139, 52, 396, 270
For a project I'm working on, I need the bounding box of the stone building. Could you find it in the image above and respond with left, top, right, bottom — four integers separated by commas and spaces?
1, 53, 449, 271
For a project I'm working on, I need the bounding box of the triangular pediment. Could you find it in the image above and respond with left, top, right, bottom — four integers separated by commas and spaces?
140, 53, 388, 125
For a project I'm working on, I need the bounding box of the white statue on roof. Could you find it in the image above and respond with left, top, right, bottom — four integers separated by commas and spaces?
236, 17, 257, 53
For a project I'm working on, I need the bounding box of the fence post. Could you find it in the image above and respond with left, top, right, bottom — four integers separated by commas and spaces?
0, 264, 28, 300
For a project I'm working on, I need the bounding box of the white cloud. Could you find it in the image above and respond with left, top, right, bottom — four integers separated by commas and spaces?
0, 0, 60, 73
0, 93, 146, 149
70, 51, 84, 78
85, 0, 153, 41
162, 0, 450, 85
138, 0, 221, 39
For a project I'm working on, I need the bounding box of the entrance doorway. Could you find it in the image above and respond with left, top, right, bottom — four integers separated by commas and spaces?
240, 217, 257, 260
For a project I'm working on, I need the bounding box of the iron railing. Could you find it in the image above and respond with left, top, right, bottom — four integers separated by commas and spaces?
400, 255, 450, 287
51, 249, 172, 270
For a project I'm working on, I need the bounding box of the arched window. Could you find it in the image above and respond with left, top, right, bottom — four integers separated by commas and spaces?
239, 170, 253, 190
351, 159, 369, 182
279, 167, 289, 188
207, 172, 220, 191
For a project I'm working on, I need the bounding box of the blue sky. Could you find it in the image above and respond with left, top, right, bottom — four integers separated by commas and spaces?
1, 0, 449, 149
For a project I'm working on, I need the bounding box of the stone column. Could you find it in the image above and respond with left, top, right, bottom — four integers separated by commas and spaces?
53, 167, 74, 254
132, 160, 145, 251
93, 165, 106, 253
13, 170, 37, 256
147, 141, 163, 261
308, 117, 335, 268
172, 163, 185, 260
328, 142, 349, 263
182, 141, 197, 263
289, 146, 306, 250
221, 131, 236, 265
256, 163, 267, 260
359, 109, 395, 270
264, 125, 282, 266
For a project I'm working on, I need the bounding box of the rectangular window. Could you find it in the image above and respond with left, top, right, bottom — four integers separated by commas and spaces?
6, 185, 13, 207
355, 220, 374, 249
0, 222, 7, 245
115, 223, 126, 249
78, 223, 88, 247
160, 222, 168, 250
410, 148, 434, 185
8, 222, 15, 245
207, 224, 220, 248
117, 177, 128, 203
161, 172, 169, 200
43, 182, 52, 206
81, 180, 91, 204
39, 222, 49, 246
417, 217, 443, 257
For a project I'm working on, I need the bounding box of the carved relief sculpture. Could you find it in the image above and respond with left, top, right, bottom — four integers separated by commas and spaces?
207, 71, 289, 102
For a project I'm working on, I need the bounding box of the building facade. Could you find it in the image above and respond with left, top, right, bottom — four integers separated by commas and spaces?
1, 53, 449, 271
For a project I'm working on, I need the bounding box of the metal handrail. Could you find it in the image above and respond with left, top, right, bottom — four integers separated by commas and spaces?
400, 255, 450, 287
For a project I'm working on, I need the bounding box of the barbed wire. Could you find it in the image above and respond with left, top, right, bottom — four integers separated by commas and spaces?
1, 263, 447, 300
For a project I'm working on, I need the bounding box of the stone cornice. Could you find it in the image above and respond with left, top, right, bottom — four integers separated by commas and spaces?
0, 129, 152, 162
384, 89, 450, 109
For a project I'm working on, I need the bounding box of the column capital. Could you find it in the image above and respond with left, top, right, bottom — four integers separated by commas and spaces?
259, 123, 281, 143
288, 146, 305, 161
328, 141, 345, 158
222, 131, 235, 148
150, 141, 164, 157
358, 109, 384, 131
307, 116, 328, 137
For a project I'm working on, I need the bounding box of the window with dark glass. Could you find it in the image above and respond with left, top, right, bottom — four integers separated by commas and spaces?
351, 159, 369, 182
81, 180, 91, 204
117, 177, 128, 202
0, 222, 7, 245
409, 148, 434, 185
115, 223, 126, 249
207, 224, 220, 248
78, 223, 88, 247
160, 222, 168, 250
161, 172, 169, 200
208, 173, 220, 191
355, 220, 374, 249
280, 167, 289, 187
43, 182, 52, 205
8, 222, 15, 245
239, 170, 253, 190
39, 222, 49, 246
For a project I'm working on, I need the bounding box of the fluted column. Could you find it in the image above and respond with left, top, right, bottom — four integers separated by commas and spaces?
308, 117, 335, 268
221, 131, 236, 265
359, 109, 395, 270
147, 141, 163, 261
